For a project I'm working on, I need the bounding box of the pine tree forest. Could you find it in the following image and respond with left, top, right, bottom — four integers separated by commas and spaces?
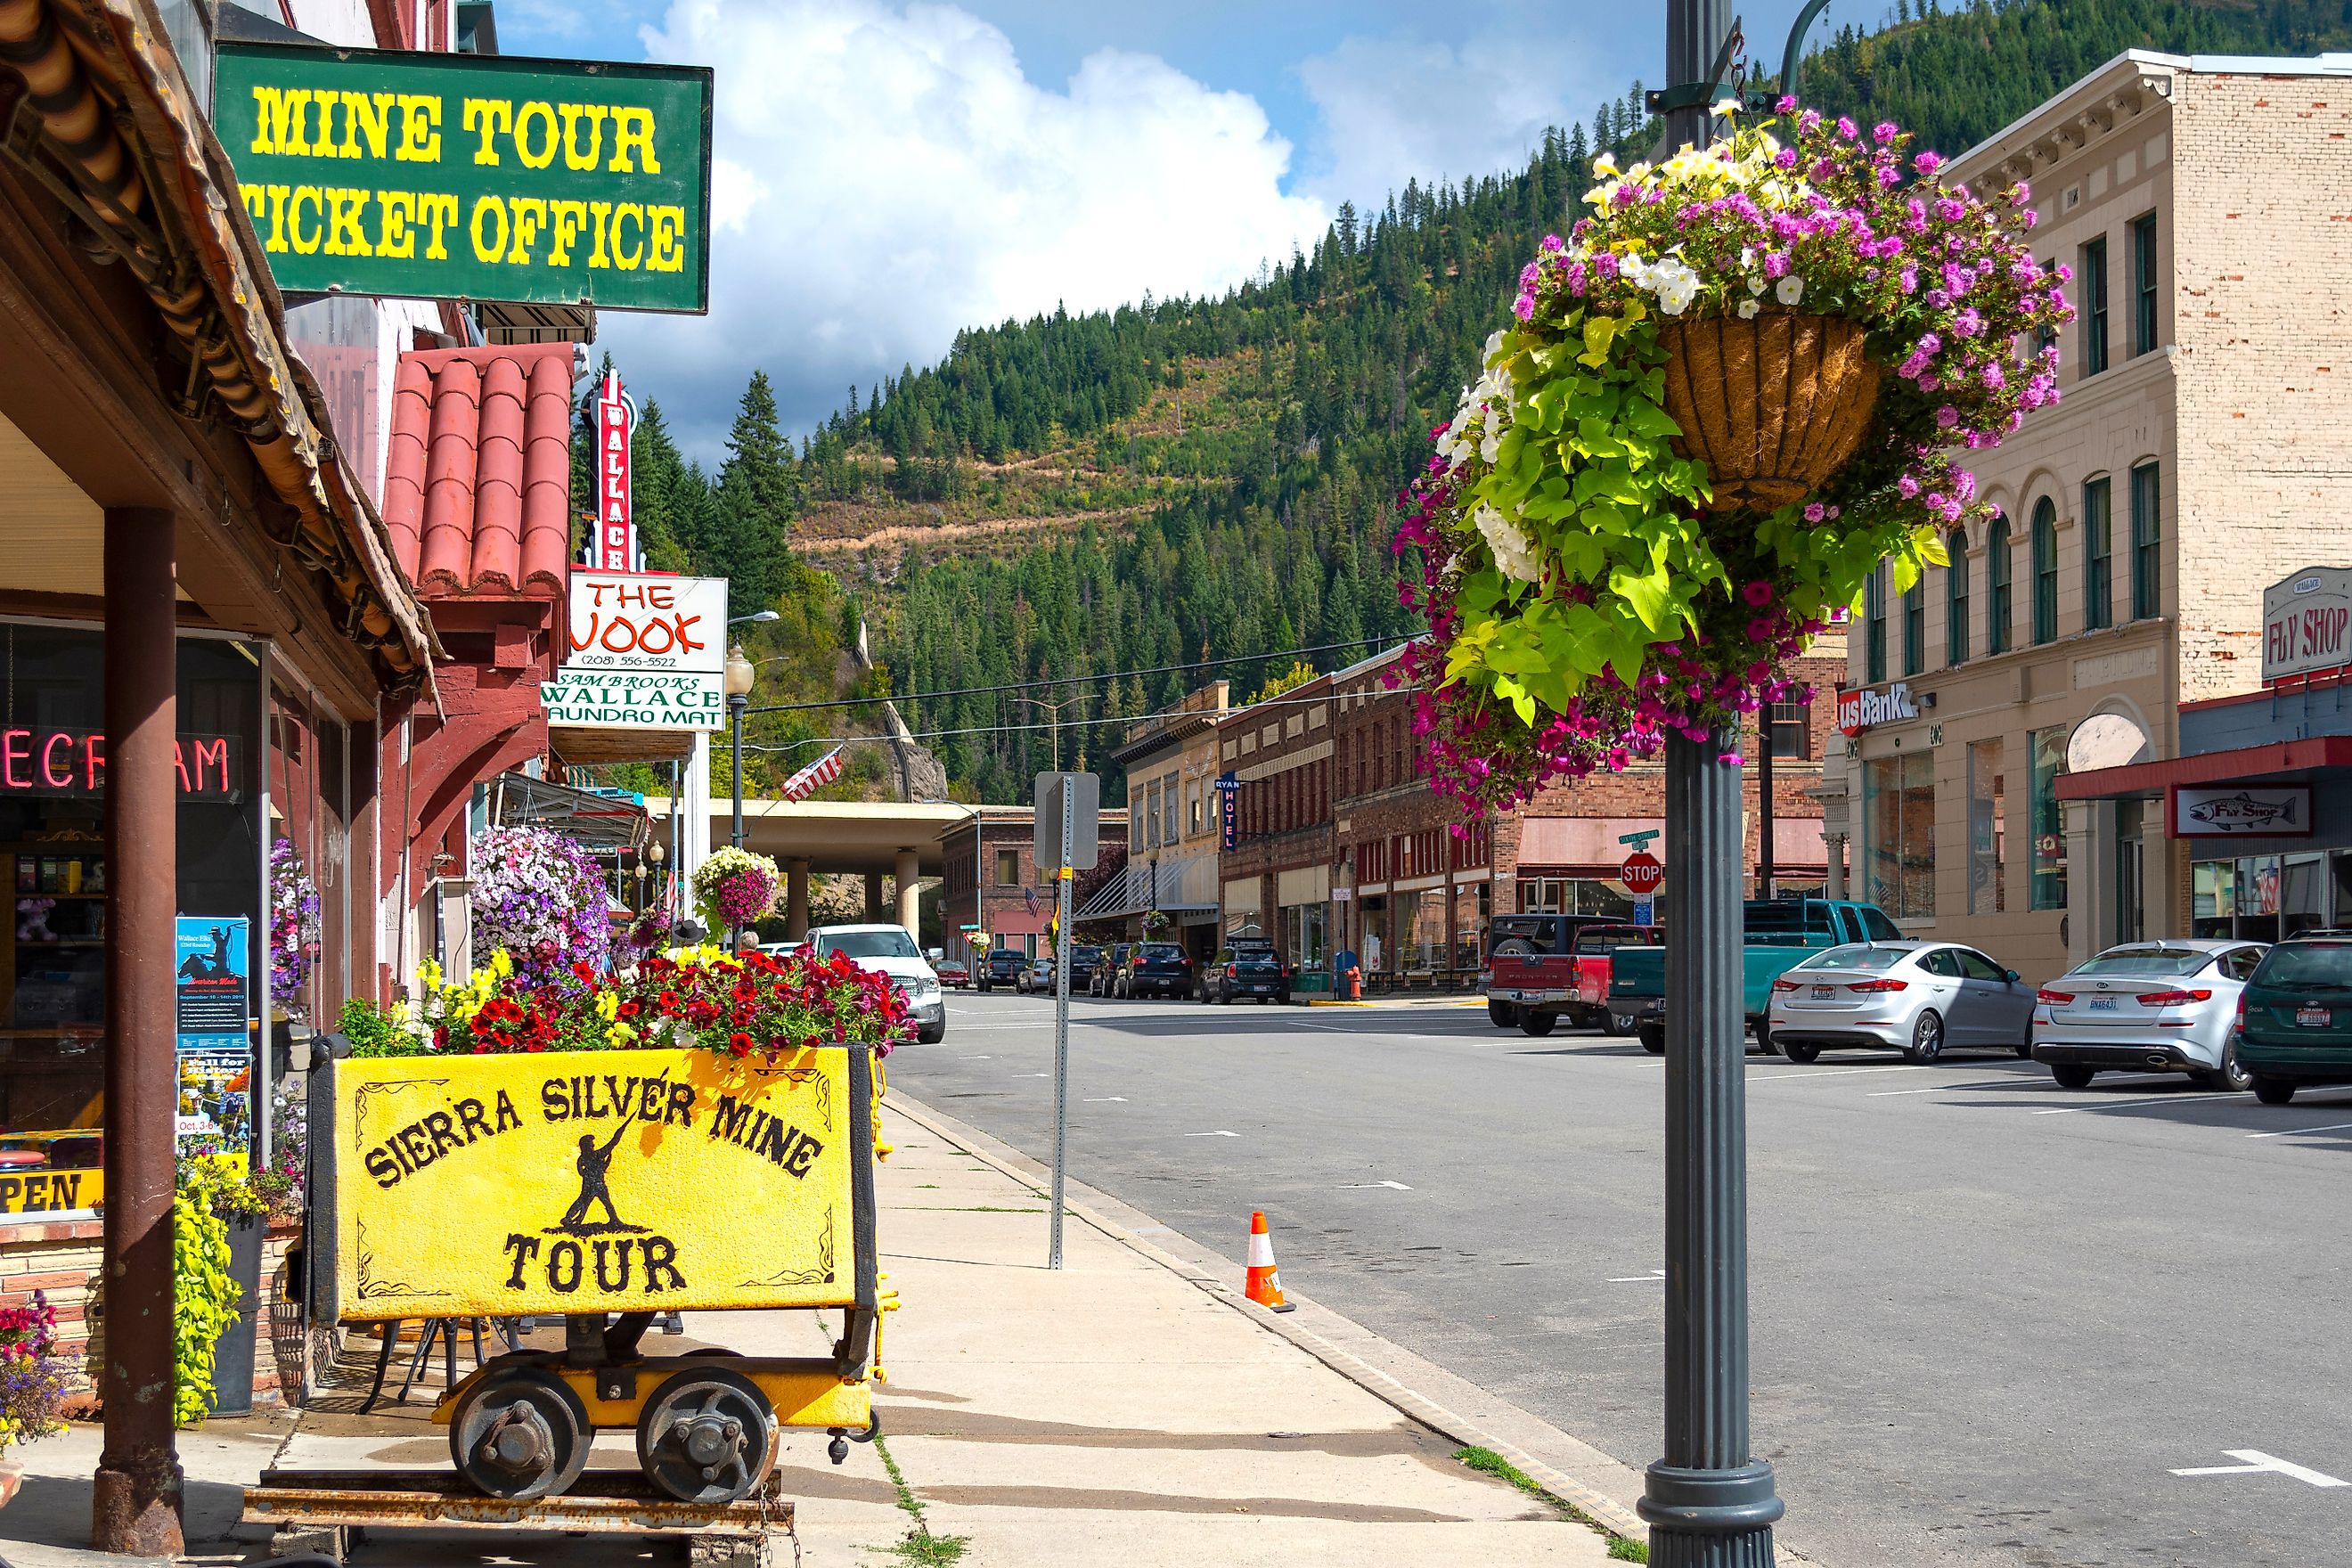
578, 0, 2352, 807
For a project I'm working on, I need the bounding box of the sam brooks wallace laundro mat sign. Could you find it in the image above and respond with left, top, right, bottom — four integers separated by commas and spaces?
213, 42, 713, 312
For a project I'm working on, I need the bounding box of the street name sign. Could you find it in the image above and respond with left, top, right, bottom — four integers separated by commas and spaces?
1618, 829, 1661, 845
213, 43, 713, 312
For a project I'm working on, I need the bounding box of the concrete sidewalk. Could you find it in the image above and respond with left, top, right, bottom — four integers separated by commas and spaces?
0, 1098, 1626, 1568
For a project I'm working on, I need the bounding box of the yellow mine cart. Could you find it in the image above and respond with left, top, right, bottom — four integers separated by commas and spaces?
312, 1044, 882, 1504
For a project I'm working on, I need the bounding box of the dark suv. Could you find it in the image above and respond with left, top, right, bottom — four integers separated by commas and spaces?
1204, 939, 1290, 1004
1114, 942, 1194, 1000
1090, 943, 1132, 998
2238, 936, 2352, 1103
1068, 946, 1105, 990
978, 948, 1026, 992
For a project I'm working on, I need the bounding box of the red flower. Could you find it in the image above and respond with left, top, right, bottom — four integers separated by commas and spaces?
728, 1032, 755, 1058
616, 1000, 641, 1020
657, 990, 682, 1015
571, 961, 598, 984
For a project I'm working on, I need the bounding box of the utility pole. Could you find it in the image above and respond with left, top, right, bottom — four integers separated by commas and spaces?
1642, 4, 1785, 1565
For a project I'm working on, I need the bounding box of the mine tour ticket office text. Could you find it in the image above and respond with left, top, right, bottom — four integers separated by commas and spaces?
215, 44, 713, 312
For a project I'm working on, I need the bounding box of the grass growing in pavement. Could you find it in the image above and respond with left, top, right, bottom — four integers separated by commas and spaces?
874, 1433, 969, 1566
1453, 1446, 1647, 1562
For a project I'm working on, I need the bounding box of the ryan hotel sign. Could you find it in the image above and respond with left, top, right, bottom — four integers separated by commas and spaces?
213, 43, 714, 313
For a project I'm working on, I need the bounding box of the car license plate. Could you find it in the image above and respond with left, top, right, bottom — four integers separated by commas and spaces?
2088, 997, 2118, 1013
1810, 986, 1834, 1000
2299, 1006, 2332, 1027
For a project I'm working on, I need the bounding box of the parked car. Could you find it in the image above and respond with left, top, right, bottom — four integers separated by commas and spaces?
978, 947, 1026, 992
1017, 956, 1053, 994
1068, 946, 1104, 990
1113, 941, 1194, 999
2030, 939, 2266, 1090
1766, 940, 2034, 1064
1203, 939, 1290, 1004
2234, 935, 2352, 1103
803, 922, 946, 1043
1090, 943, 1132, 998
935, 959, 969, 989
1613, 897, 1904, 1055
1485, 920, 1660, 1036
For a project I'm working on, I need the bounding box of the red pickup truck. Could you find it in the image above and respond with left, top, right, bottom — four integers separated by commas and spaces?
1484, 918, 1662, 1037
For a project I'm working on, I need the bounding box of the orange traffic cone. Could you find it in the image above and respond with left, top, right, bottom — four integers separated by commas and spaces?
1245, 1211, 1296, 1312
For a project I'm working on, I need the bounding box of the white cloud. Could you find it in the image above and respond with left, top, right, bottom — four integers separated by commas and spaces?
604, 0, 1327, 461
1295, 28, 1619, 211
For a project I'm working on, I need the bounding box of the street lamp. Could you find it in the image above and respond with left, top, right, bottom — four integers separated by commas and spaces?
645, 837, 666, 924
729, 609, 780, 626
1017, 690, 1099, 775
1638, 6, 1784, 1566
724, 643, 755, 947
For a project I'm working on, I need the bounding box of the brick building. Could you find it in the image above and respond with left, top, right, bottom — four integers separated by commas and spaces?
1822, 49, 2352, 977
941, 806, 1130, 969
1217, 672, 1339, 975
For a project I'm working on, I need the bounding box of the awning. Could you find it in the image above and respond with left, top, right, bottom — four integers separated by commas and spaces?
1516, 815, 1665, 871
491, 772, 649, 853
2060, 737, 2352, 801
1762, 814, 1828, 872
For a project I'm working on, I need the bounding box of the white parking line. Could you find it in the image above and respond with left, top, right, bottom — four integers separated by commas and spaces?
2245, 1119, 2352, 1139
1868, 1080, 2020, 1096
1751, 1065, 1931, 1082
1182, 1130, 1240, 1138
1607, 1270, 1667, 1283
2171, 1450, 2349, 1487
1082, 1097, 1129, 1103
2031, 1090, 2247, 1115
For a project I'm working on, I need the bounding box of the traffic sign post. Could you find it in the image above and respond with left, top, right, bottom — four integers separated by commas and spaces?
1033, 772, 1097, 1271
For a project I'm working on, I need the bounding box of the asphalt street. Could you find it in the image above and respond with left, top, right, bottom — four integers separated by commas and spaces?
889, 987, 2352, 1568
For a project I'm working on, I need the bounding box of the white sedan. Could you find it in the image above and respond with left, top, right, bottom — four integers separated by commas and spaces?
1768, 941, 2037, 1065
2029, 939, 2267, 1091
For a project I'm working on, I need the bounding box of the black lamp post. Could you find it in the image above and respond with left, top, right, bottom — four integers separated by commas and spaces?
1639, 4, 1784, 1564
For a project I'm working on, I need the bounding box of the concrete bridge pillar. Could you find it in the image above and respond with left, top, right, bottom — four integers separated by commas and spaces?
895, 849, 922, 936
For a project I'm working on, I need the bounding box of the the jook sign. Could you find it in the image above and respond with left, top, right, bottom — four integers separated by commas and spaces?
543, 571, 729, 729
2263, 567, 2352, 683
213, 43, 712, 313
331, 1048, 870, 1319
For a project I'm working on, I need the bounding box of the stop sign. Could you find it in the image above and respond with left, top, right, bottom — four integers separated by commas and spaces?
1619, 851, 1663, 894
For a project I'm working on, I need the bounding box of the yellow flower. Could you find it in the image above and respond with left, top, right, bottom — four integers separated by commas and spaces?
606, 1023, 637, 1047
417, 957, 444, 991
594, 991, 621, 1022
490, 948, 515, 980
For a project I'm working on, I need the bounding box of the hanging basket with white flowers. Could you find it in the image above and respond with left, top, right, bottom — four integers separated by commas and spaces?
1397, 101, 2073, 820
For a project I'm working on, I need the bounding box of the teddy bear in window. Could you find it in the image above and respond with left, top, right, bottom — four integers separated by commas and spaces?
16, 897, 56, 943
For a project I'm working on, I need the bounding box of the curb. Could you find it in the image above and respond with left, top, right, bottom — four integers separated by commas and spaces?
881, 1086, 1754, 1555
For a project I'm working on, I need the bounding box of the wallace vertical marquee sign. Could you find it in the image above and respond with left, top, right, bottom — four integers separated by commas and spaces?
213, 43, 713, 313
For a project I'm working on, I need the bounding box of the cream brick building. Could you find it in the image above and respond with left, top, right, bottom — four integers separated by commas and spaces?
1821, 50, 2352, 978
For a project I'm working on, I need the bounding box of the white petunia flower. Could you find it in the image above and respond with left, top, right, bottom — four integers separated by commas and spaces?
1737, 297, 1761, 320
1748, 275, 1766, 297
1710, 96, 1740, 118
1474, 503, 1543, 584
1480, 427, 1502, 465
1776, 275, 1806, 307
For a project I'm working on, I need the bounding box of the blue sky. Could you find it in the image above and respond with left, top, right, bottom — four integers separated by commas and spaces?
491, 0, 1837, 461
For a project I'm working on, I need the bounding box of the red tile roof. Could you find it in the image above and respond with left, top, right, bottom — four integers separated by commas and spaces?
383, 343, 576, 598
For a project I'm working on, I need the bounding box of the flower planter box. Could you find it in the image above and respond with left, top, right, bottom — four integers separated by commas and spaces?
312, 1046, 877, 1324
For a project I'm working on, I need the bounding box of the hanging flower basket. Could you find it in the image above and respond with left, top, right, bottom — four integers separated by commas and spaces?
1656, 313, 1882, 512
1396, 102, 2074, 819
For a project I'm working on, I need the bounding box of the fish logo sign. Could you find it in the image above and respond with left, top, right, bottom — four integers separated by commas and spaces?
2179, 789, 2304, 835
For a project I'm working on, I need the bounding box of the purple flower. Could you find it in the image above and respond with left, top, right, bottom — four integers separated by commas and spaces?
1743, 580, 1775, 606
1802, 502, 1826, 523
1874, 120, 1900, 144
1914, 150, 1944, 176
1513, 294, 1535, 321
1899, 474, 1922, 499
1836, 117, 1858, 140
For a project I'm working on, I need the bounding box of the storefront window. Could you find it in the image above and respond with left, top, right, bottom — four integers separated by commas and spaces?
1515, 878, 1651, 921
1861, 751, 1935, 919
2193, 860, 2236, 939
2283, 853, 2325, 939
1397, 891, 1447, 973
2029, 726, 2068, 911
0, 624, 264, 1216
1283, 903, 1327, 971
2237, 855, 2281, 943
1967, 739, 2005, 916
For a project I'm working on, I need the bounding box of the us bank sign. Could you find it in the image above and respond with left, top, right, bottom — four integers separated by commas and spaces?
1836, 682, 1920, 737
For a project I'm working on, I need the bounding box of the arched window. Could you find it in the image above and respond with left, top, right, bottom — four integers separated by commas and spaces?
1985, 512, 2013, 655
1946, 528, 1971, 666
2031, 498, 2059, 644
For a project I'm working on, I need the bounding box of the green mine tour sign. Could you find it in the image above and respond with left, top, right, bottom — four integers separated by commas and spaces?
213, 43, 712, 314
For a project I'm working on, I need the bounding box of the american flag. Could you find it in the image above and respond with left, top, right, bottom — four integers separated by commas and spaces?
778, 746, 846, 803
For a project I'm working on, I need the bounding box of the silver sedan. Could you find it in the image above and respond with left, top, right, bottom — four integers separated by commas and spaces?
2029, 939, 2267, 1091
1768, 941, 2037, 1065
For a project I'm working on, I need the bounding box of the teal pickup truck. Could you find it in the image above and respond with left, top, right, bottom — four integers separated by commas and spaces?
1608, 898, 1904, 1055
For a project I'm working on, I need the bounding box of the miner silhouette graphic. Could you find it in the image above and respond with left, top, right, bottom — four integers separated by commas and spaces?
554, 1121, 639, 1234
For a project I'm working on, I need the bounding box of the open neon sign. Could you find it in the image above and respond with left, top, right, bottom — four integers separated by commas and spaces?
0, 731, 241, 799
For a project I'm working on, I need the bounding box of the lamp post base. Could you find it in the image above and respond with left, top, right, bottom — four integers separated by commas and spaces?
1639, 1460, 1783, 1565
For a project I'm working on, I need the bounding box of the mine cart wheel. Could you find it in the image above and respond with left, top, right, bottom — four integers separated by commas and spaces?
447, 1368, 593, 1500
635, 1367, 780, 1504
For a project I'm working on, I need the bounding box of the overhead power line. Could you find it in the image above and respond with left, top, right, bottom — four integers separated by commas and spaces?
739, 635, 1403, 717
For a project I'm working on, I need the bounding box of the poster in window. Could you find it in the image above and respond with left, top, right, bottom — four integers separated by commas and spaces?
175, 915, 253, 1147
